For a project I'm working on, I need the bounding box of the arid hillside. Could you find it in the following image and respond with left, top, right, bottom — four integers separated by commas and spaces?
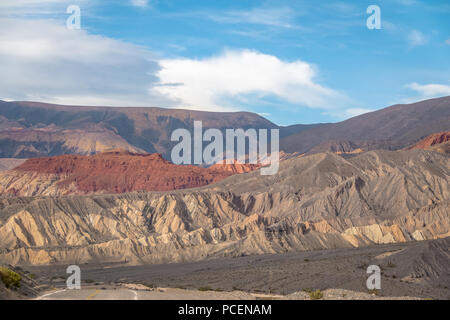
0, 149, 448, 266
0, 150, 245, 196
1, 96, 449, 159
404, 131, 450, 152
0, 158, 25, 172
280, 96, 450, 154
0, 100, 276, 159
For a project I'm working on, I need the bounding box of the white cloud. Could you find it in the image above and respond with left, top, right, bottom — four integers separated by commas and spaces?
344, 108, 375, 117
407, 83, 450, 98
0, 0, 89, 17
408, 30, 427, 46
130, 0, 149, 8
0, 18, 173, 107
204, 7, 298, 29
154, 49, 346, 112
446, 39, 450, 45
0, 0, 65, 6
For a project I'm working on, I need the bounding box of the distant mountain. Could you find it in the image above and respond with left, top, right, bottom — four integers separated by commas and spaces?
0, 100, 277, 159
280, 96, 450, 154
0, 96, 449, 159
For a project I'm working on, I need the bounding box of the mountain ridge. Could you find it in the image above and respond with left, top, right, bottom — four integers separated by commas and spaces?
1, 96, 449, 159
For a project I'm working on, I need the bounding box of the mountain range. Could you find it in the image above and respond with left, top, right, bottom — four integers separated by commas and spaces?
1, 96, 449, 159
0, 96, 448, 271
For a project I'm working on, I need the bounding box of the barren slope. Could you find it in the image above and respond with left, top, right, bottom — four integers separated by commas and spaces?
0, 149, 448, 266
280, 96, 450, 154
0, 151, 237, 196
404, 131, 450, 152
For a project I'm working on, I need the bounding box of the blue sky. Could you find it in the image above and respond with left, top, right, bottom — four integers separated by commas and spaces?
0, 0, 449, 125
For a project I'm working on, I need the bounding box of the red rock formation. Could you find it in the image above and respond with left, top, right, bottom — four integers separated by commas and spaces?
13, 150, 237, 193
405, 132, 450, 150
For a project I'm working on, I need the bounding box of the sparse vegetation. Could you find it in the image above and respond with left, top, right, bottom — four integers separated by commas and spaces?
308, 289, 323, 300
368, 289, 379, 296
0, 267, 22, 289
198, 286, 212, 291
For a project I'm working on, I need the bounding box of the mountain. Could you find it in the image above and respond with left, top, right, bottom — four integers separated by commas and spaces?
0, 149, 448, 266
0, 150, 241, 196
0, 100, 276, 159
1, 96, 449, 159
404, 131, 450, 152
280, 96, 450, 154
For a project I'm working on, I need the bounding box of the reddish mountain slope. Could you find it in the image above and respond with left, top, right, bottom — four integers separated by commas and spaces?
7, 151, 237, 195
405, 132, 450, 150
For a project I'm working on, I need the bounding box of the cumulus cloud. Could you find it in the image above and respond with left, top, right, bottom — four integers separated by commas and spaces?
154, 49, 346, 112
407, 82, 450, 98
0, 19, 346, 113
0, 18, 174, 107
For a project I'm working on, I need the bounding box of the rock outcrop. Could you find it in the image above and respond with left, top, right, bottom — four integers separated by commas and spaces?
0, 151, 237, 196
0, 149, 448, 266
405, 131, 450, 153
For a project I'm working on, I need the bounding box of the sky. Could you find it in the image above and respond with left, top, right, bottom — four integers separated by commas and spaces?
0, 0, 449, 125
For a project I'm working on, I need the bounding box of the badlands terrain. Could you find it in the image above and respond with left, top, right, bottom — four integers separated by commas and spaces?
0, 148, 448, 267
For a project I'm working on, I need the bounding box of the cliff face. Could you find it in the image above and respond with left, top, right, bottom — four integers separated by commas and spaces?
0, 149, 448, 266
0, 151, 239, 196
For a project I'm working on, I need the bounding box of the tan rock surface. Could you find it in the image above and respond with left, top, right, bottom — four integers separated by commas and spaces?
0, 149, 448, 267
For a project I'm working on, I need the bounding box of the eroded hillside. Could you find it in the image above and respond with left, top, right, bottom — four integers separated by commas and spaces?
0, 149, 448, 266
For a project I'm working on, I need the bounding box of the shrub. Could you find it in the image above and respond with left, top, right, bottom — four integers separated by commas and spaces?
198, 286, 212, 292
368, 289, 379, 295
309, 290, 323, 300
0, 267, 22, 289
